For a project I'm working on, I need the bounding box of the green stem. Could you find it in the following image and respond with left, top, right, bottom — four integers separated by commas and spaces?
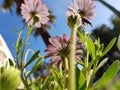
21, 71, 29, 90
21, 16, 33, 31
68, 25, 78, 90
82, 26, 90, 86
64, 57, 69, 89
85, 42, 89, 87
15, 30, 23, 67
20, 25, 34, 69
65, 57, 69, 70
87, 64, 96, 90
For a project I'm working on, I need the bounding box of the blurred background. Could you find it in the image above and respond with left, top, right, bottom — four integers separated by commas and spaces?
0, 0, 120, 83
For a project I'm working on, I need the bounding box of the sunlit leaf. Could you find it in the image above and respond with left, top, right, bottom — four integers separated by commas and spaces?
26, 26, 34, 39
54, 72, 64, 88
96, 58, 108, 72
77, 30, 85, 42
87, 37, 95, 60
102, 38, 116, 56
92, 60, 119, 89
117, 35, 120, 51
76, 66, 86, 90
42, 75, 50, 90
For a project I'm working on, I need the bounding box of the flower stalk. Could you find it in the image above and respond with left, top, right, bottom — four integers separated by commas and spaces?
68, 14, 82, 90
68, 25, 78, 90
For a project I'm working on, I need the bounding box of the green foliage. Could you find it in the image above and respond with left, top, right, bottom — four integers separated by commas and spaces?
16, 31, 23, 55
23, 50, 40, 69
102, 38, 117, 56
92, 60, 119, 89
26, 56, 43, 77
86, 37, 96, 60
76, 66, 87, 90
77, 30, 119, 90
117, 35, 120, 51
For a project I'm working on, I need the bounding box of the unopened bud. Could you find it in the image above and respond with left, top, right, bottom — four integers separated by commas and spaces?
0, 67, 21, 90
67, 13, 82, 29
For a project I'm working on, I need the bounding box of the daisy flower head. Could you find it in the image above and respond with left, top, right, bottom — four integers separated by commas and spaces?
21, 0, 49, 28
66, 0, 95, 25
45, 34, 83, 66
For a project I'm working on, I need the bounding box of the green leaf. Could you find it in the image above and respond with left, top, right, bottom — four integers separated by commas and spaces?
102, 38, 116, 56
93, 60, 119, 89
26, 26, 34, 40
99, 44, 104, 52
16, 31, 23, 54
96, 58, 108, 72
117, 35, 120, 51
77, 30, 85, 42
8, 59, 14, 66
42, 75, 50, 90
76, 66, 86, 90
26, 57, 43, 77
54, 72, 64, 88
87, 37, 95, 60
23, 50, 40, 69
16, 39, 22, 55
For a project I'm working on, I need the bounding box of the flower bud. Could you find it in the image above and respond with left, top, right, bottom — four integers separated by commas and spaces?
67, 13, 82, 29
0, 67, 21, 90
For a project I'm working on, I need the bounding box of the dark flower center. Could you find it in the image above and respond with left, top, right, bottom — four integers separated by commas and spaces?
78, 10, 85, 17
58, 47, 70, 58
30, 11, 36, 17
78, 10, 92, 25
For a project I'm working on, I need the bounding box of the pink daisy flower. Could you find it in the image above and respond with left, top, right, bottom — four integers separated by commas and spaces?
45, 34, 83, 66
21, 0, 49, 28
66, 0, 95, 25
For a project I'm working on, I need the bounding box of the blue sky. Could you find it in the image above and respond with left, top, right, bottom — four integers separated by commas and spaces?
0, 0, 120, 59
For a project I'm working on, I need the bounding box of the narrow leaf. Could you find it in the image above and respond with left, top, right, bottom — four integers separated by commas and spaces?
26, 57, 43, 77
42, 75, 50, 90
16, 31, 23, 54
87, 37, 95, 60
77, 30, 85, 42
102, 38, 116, 56
8, 59, 14, 66
17, 39, 22, 55
23, 50, 40, 69
117, 35, 120, 51
54, 72, 64, 88
96, 58, 108, 72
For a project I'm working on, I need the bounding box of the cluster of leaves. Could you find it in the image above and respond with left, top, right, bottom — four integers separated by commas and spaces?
76, 30, 119, 90
91, 17, 120, 80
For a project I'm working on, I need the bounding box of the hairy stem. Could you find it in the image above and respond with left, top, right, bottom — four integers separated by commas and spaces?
68, 25, 78, 90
